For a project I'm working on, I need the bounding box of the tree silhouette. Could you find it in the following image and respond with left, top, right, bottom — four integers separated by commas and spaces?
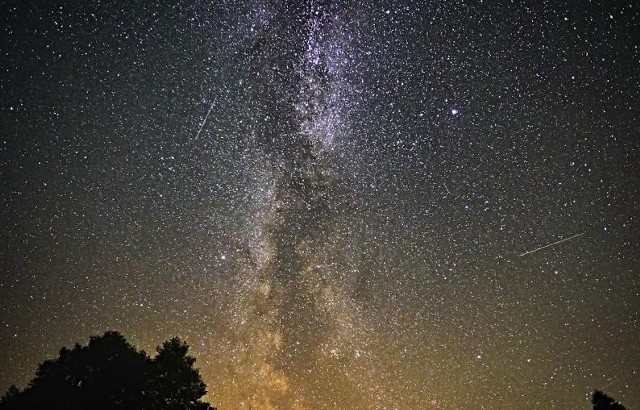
0, 331, 215, 410
593, 390, 627, 410
150, 337, 211, 410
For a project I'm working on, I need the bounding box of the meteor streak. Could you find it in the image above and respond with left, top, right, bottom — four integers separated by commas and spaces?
193, 102, 215, 141
519, 232, 585, 257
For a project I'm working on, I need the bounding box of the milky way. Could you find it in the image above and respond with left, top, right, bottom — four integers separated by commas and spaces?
1, 1, 639, 409
216, 4, 388, 407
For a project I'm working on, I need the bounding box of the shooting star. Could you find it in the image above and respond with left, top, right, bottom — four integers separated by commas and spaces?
519, 232, 585, 257
193, 102, 215, 141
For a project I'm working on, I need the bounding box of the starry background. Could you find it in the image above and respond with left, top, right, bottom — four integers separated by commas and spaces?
1, 0, 639, 409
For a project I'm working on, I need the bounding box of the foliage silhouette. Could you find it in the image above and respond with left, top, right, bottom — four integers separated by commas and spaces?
0, 331, 215, 410
593, 390, 627, 410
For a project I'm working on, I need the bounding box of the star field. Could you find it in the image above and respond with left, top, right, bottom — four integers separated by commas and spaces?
1, 1, 639, 409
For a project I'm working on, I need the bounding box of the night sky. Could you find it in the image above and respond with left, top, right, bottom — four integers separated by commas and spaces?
1, 1, 639, 409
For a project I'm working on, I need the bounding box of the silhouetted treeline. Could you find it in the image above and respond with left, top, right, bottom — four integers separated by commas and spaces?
0, 331, 215, 410
593, 390, 628, 410
1, 333, 630, 410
